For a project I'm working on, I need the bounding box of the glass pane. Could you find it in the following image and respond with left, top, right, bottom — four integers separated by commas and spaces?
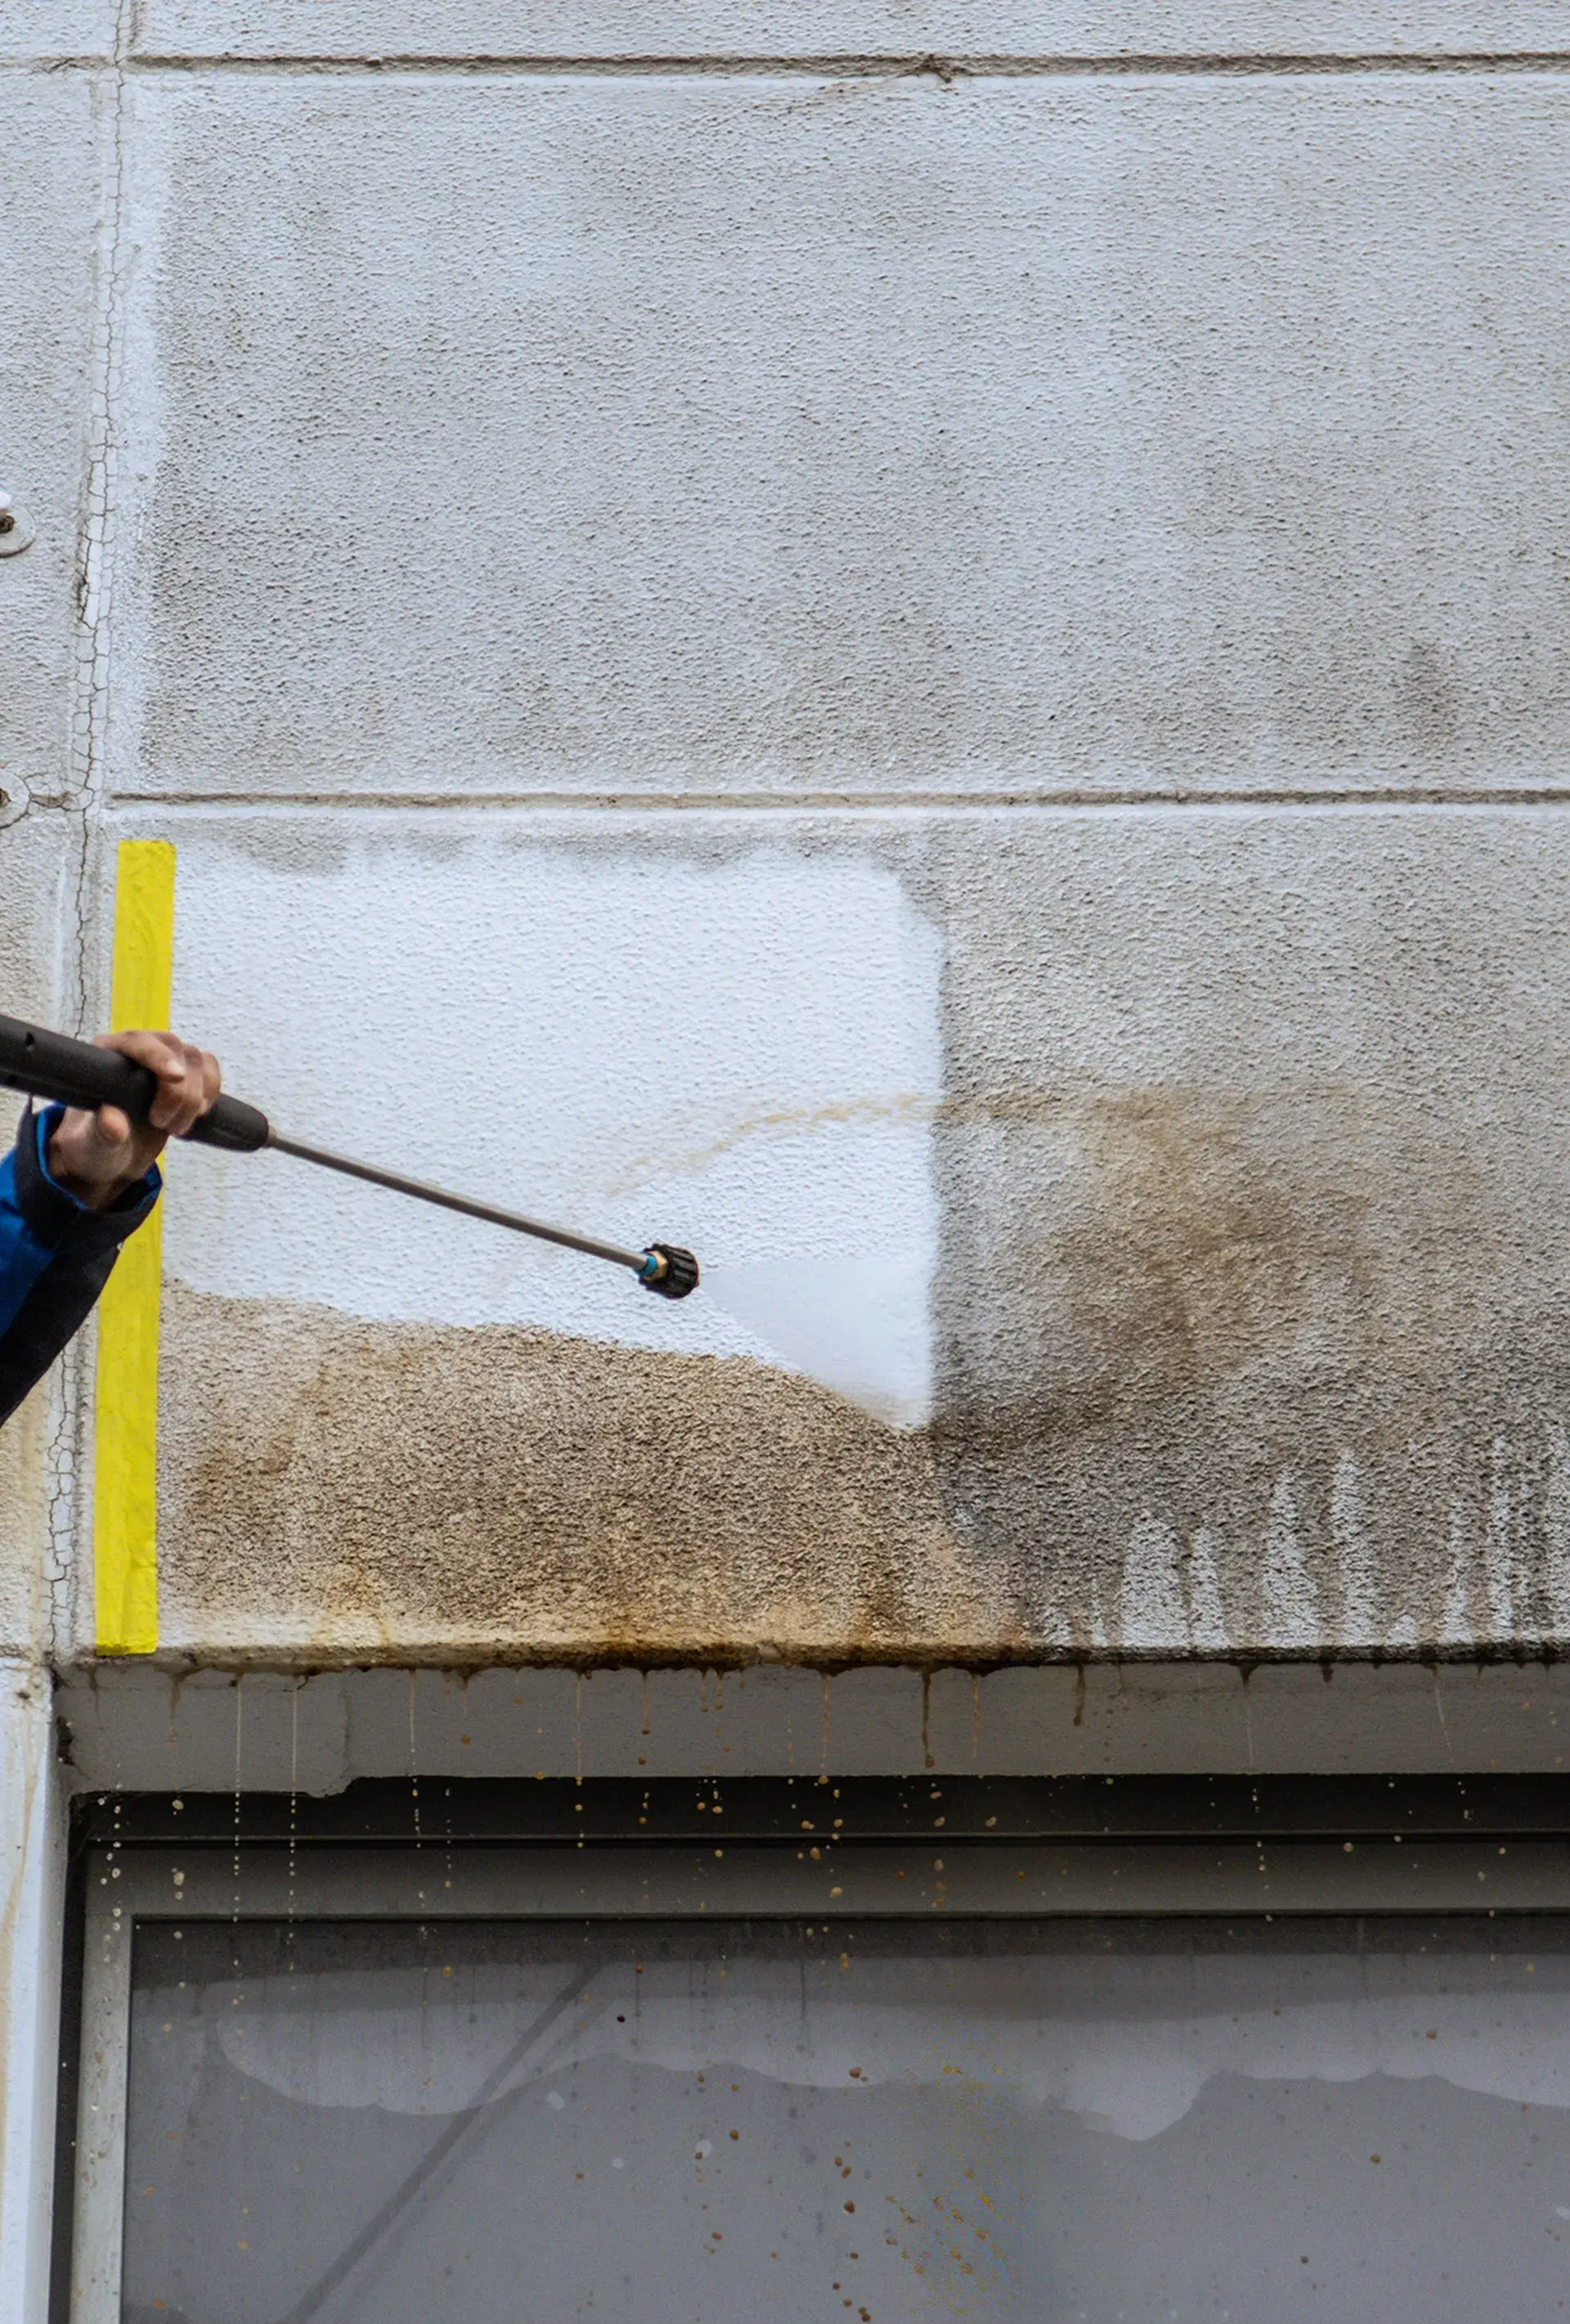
122, 1915, 1570, 2323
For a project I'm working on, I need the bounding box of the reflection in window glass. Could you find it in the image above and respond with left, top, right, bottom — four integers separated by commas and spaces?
123, 1916, 1570, 2322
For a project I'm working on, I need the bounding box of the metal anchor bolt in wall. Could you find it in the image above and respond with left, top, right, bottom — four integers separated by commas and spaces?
0, 490, 35, 556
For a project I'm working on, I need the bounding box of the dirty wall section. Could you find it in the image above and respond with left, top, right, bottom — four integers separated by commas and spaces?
5, 9, 1570, 1669
86, 803, 1570, 1667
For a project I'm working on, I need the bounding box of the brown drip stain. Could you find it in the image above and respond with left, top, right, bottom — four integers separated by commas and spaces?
931, 1082, 1570, 1653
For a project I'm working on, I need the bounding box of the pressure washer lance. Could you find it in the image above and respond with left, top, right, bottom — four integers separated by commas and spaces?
0, 1011, 699, 1298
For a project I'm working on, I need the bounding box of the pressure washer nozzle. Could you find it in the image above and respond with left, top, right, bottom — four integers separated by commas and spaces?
639, 1243, 700, 1299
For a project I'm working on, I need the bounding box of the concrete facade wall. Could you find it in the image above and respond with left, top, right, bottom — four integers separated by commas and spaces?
6, 8, 1570, 1674
6, 11, 1570, 2305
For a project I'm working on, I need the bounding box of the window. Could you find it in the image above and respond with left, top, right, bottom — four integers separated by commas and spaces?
65, 1777, 1570, 2322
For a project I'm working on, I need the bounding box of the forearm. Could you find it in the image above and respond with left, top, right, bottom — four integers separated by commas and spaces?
0, 1106, 161, 1426
0, 1128, 57, 1338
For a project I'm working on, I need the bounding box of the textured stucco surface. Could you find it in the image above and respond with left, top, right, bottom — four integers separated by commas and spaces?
131, 2, 1570, 63
153, 1287, 998, 1662
100, 801, 1570, 1665
0, 812, 83, 1656
109, 71, 1570, 800
0, 813, 77, 1082
144, 814, 944, 1420
0, 2, 117, 65
8, 25, 1570, 1675
0, 66, 110, 798
930, 806, 1570, 1657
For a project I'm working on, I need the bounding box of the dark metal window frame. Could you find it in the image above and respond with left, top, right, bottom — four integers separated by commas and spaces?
54, 1772, 1570, 2323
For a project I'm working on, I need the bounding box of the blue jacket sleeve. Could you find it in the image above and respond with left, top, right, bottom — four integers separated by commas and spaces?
0, 1104, 160, 1426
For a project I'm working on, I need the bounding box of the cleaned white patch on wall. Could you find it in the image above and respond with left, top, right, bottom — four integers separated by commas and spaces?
161, 825, 943, 1424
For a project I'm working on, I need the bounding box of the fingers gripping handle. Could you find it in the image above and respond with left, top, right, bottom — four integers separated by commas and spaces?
0, 1011, 271, 1153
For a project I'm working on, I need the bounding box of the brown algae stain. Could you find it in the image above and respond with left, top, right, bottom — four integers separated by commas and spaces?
150, 1067, 1570, 1663
155, 1285, 1024, 1664
933, 1079, 1570, 1652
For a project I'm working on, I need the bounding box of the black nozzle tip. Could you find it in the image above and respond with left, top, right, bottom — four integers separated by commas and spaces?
639, 1243, 700, 1299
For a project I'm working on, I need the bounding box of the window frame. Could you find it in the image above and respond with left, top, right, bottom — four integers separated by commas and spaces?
64, 1774, 1570, 2322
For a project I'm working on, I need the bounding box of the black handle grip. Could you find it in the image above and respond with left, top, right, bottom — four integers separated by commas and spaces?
0, 1012, 271, 1154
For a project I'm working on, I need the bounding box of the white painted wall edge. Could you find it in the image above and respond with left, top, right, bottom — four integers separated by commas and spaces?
0, 1662, 67, 2324
56, 1659, 1570, 1789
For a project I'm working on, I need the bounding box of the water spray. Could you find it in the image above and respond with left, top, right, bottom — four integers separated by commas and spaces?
0, 1012, 699, 1299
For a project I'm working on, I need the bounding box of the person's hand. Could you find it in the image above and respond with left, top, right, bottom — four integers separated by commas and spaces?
46, 1030, 221, 1212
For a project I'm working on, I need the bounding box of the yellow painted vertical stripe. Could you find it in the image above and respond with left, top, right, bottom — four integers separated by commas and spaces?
92, 840, 176, 1656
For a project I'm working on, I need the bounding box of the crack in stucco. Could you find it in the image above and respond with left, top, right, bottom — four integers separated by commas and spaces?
68, 2, 132, 831
45, 2, 137, 1659
95, 787, 1570, 813
43, 1342, 89, 1663
110, 52, 1570, 79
